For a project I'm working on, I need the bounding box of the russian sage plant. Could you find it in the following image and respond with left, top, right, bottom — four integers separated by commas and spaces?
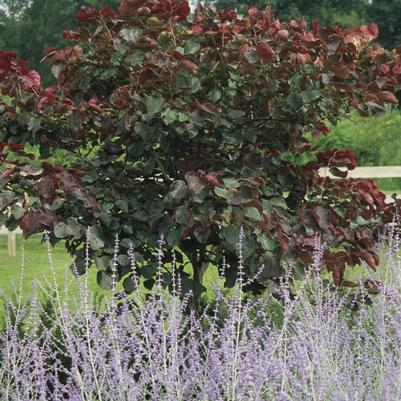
0, 227, 401, 401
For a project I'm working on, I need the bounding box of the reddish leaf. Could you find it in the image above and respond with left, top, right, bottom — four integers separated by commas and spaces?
202, 173, 221, 187
137, 6, 151, 16
276, 29, 289, 40
317, 149, 357, 170
256, 43, 276, 62
1, 167, 16, 179
354, 251, 379, 271
326, 61, 349, 79
179, 60, 198, 74
20, 211, 57, 238
100, 6, 118, 19
379, 91, 398, 104
119, 0, 141, 16
37, 176, 58, 204
21, 70, 41, 90
63, 30, 81, 41
184, 171, 206, 192
195, 101, 222, 114
248, 7, 259, 17
192, 24, 203, 34
20, 212, 42, 237
217, 8, 237, 22
51, 45, 83, 64
76, 7, 100, 24
38, 211, 57, 227
360, 23, 379, 42
324, 251, 349, 286
88, 97, 103, 113
169, 0, 190, 21
176, 158, 206, 174
296, 52, 311, 64
0, 51, 17, 78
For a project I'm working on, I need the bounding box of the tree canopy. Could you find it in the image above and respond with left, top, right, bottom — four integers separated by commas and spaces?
1, 1, 401, 308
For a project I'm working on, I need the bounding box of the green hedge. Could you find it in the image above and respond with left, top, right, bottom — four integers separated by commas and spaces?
313, 110, 401, 192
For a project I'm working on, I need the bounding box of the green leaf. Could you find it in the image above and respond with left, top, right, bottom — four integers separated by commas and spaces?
133, 211, 148, 222
287, 93, 303, 109
66, 217, 83, 239
51, 197, 65, 210
97, 271, 114, 290
54, 222, 68, 239
300, 90, 321, 103
194, 226, 211, 244
209, 89, 221, 102
90, 227, 105, 251
167, 228, 181, 247
120, 28, 142, 42
184, 40, 201, 55
123, 276, 137, 294
214, 187, 228, 198
223, 178, 240, 189
228, 109, 246, 119
94, 255, 110, 271
146, 95, 164, 116
125, 49, 145, 66
269, 197, 288, 209
116, 199, 129, 213
220, 225, 241, 248
118, 255, 130, 266
175, 206, 190, 224
242, 207, 262, 221
188, 76, 201, 93
161, 108, 188, 125
122, 224, 133, 234
242, 237, 256, 260
0, 192, 15, 209
227, 186, 254, 205
244, 49, 257, 64
259, 236, 278, 251
120, 238, 135, 248
12, 206, 25, 220
0, 212, 6, 226
100, 213, 113, 228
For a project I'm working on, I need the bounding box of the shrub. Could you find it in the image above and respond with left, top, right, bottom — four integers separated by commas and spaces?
1, 229, 401, 400
0, 1, 401, 303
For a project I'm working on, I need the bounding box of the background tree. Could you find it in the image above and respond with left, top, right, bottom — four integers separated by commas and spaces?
0, 0, 120, 83
367, 0, 401, 49
213, 0, 368, 26
0, 1, 400, 309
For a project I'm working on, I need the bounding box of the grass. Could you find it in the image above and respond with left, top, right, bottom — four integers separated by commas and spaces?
0, 234, 109, 308
0, 233, 222, 315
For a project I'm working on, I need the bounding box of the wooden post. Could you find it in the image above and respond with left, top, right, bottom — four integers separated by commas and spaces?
8, 231, 16, 257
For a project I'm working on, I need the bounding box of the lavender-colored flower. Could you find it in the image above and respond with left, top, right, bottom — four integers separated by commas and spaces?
0, 227, 401, 400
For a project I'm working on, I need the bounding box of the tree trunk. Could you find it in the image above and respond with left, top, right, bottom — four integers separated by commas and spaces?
192, 259, 208, 313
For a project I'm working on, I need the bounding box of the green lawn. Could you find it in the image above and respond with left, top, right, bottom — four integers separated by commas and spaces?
0, 234, 223, 312
0, 229, 394, 320
0, 234, 110, 306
